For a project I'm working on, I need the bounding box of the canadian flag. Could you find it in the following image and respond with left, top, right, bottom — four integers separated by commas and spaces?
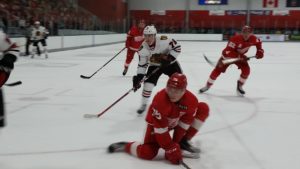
263, 0, 278, 8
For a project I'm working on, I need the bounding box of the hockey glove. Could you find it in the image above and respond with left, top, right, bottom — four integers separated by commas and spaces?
160, 54, 174, 69
255, 49, 264, 59
161, 59, 170, 69
132, 74, 144, 92
0, 54, 17, 72
165, 143, 182, 165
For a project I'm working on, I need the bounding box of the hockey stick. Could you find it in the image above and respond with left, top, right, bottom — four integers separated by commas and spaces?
83, 66, 162, 119
180, 161, 192, 169
222, 55, 256, 64
203, 54, 256, 67
80, 47, 126, 79
4, 81, 22, 86
203, 54, 216, 67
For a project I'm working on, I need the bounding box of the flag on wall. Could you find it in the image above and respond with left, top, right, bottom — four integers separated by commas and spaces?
263, 0, 278, 8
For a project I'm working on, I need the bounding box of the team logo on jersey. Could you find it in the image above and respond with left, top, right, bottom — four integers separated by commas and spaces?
179, 111, 186, 117
160, 35, 168, 40
150, 53, 162, 63
168, 118, 179, 128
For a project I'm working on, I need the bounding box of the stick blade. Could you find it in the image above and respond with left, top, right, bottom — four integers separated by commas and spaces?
83, 114, 98, 119
203, 54, 216, 67
80, 75, 91, 79
5, 81, 22, 86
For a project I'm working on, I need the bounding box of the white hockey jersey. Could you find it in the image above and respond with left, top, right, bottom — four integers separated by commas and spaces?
0, 31, 19, 59
137, 35, 181, 75
31, 26, 48, 41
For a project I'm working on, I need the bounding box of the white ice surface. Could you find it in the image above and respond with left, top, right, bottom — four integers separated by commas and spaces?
0, 41, 300, 169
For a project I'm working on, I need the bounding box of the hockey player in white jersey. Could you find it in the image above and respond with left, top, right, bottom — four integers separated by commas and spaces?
0, 30, 19, 127
31, 21, 49, 58
132, 25, 182, 114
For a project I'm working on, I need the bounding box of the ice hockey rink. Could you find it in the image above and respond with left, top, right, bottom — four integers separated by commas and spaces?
0, 40, 299, 169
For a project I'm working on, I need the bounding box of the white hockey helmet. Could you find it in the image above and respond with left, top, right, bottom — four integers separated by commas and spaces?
143, 25, 157, 35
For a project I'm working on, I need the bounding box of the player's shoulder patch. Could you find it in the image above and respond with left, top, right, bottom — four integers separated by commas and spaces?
160, 35, 168, 40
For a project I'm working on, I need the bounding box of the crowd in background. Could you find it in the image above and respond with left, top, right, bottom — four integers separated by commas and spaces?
1, 0, 300, 40
0, 0, 101, 36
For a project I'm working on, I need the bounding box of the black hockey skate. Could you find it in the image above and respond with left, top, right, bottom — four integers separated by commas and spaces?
137, 104, 147, 114
180, 139, 200, 159
122, 67, 128, 76
199, 86, 210, 93
237, 81, 245, 96
108, 142, 128, 153
179, 139, 201, 153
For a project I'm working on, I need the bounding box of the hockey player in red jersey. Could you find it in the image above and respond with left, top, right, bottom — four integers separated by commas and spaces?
199, 25, 264, 96
0, 30, 19, 127
122, 19, 146, 75
108, 73, 209, 165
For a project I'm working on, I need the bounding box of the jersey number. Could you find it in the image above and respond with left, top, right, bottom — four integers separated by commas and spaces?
152, 108, 162, 120
228, 41, 236, 48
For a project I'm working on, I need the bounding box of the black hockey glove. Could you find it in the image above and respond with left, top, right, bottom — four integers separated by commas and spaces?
132, 74, 144, 92
0, 54, 17, 71
160, 54, 174, 69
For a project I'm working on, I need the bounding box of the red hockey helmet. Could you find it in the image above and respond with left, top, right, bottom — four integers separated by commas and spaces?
242, 25, 252, 33
167, 73, 187, 90
166, 73, 187, 102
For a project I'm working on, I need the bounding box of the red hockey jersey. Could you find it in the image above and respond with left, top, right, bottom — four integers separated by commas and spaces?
125, 26, 144, 51
145, 89, 198, 149
222, 34, 262, 59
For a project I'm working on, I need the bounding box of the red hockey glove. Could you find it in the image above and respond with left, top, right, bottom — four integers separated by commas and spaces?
165, 143, 182, 165
255, 49, 264, 59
